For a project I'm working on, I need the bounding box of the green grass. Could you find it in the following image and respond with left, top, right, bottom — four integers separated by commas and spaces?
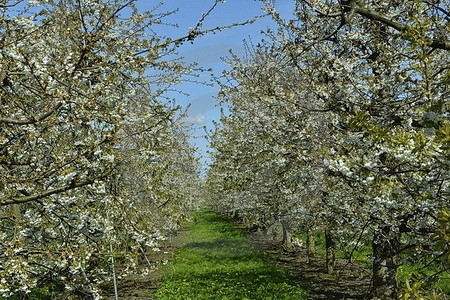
154, 210, 308, 300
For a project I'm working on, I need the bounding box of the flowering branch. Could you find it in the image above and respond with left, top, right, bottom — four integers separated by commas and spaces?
0, 102, 62, 125
345, 0, 450, 51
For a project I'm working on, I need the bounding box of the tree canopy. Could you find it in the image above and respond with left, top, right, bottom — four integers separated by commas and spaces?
0, 0, 206, 297
207, 0, 449, 298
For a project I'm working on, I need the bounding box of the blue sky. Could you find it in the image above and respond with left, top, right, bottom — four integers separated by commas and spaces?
137, 0, 293, 168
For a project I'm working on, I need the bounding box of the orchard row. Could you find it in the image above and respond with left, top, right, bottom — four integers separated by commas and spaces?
207, 1, 449, 299
0, 1, 207, 298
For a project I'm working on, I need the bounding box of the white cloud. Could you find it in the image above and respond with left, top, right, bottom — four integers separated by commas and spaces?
182, 113, 205, 124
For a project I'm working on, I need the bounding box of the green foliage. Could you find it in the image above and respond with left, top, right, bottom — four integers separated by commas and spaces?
155, 210, 308, 300
398, 263, 450, 296
400, 279, 446, 300
433, 209, 450, 265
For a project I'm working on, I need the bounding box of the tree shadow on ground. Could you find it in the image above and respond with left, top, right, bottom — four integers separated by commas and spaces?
248, 232, 372, 300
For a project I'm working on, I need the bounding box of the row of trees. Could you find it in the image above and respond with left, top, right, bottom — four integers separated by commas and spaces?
207, 0, 449, 299
0, 0, 208, 298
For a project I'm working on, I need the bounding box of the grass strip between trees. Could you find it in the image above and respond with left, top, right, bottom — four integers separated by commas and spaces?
155, 210, 308, 300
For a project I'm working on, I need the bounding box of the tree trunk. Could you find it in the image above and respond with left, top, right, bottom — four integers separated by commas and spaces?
261, 225, 268, 236
325, 230, 336, 274
306, 229, 315, 263
231, 209, 240, 220
281, 221, 292, 251
371, 226, 400, 299
268, 222, 279, 241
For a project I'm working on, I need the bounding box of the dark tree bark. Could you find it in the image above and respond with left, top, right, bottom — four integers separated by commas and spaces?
281, 221, 293, 251
306, 228, 316, 263
371, 226, 401, 299
325, 230, 336, 274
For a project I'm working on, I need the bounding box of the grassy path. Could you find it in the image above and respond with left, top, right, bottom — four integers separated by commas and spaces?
154, 210, 308, 300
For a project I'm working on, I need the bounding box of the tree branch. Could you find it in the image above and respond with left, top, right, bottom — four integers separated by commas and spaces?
0, 102, 62, 125
0, 171, 112, 206
133, 17, 263, 56
345, 1, 450, 51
